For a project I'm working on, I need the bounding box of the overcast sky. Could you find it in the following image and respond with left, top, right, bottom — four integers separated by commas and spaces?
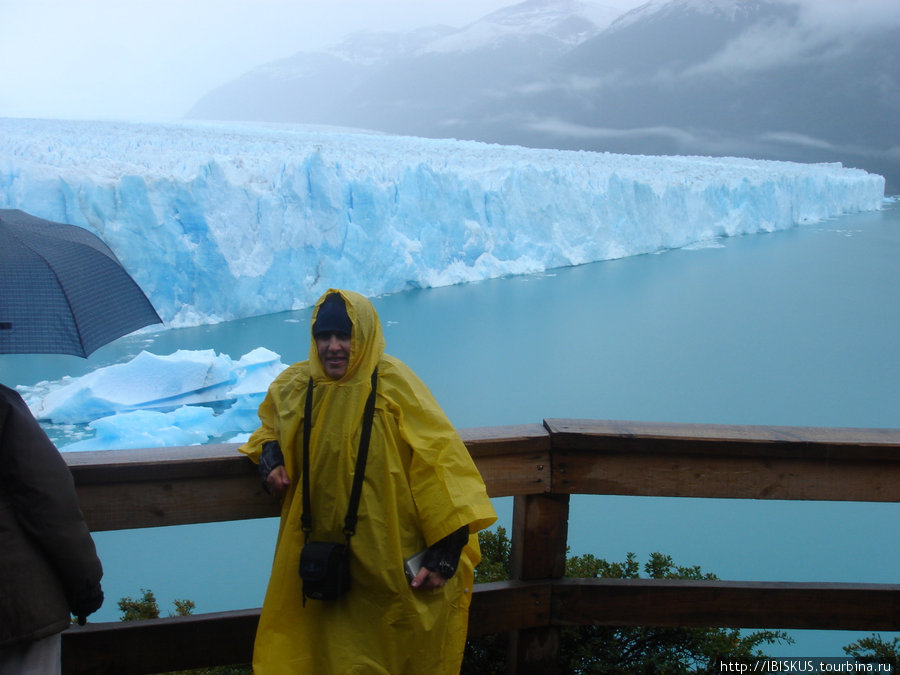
1, 0, 896, 122
0, 0, 641, 121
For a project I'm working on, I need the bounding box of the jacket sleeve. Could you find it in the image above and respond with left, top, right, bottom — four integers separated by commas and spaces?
0, 385, 104, 619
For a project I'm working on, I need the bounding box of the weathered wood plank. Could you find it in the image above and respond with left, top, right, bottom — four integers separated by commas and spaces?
554, 450, 899, 501
60, 582, 550, 673
64, 443, 252, 483
508, 493, 570, 675
61, 608, 259, 674
462, 424, 552, 497
544, 419, 900, 461
60, 579, 900, 673
68, 427, 551, 530
473, 450, 550, 497
64, 425, 550, 483
552, 578, 900, 631
546, 419, 900, 501
468, 581, 553, 636
461, 424, 551, 458
511, 494, 569, 581
75, 473, 282, 531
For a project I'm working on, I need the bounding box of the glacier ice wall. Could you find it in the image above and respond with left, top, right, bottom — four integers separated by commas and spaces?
0, 118, 885, 327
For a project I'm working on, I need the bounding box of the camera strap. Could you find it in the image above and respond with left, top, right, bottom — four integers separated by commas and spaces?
301, 368, 379, 545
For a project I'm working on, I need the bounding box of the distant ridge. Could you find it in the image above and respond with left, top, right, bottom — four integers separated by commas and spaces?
186, 0, 900, 191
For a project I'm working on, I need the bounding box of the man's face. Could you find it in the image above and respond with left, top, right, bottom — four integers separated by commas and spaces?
315, 331, 351, 379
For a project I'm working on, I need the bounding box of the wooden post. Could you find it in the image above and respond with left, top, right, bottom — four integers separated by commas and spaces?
507, 492, 570, 674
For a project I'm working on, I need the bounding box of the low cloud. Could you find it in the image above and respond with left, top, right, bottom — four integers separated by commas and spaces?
795, 0, 900, 32
522, 118, 699, 145
683, 0, 898, 79
513, 72, 629, 96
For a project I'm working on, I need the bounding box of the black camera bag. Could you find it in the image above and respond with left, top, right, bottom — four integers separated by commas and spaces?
299, 540, 350, 600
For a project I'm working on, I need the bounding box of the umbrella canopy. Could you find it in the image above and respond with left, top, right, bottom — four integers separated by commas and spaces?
0, 209, 162, 358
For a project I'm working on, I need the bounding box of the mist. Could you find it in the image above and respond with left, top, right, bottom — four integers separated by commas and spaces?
0, 0, 641, 121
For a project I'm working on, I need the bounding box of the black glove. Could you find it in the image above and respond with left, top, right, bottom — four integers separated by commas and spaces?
73, 580, 104, 626
259, 440, 285, 492
422, 525, 469, 580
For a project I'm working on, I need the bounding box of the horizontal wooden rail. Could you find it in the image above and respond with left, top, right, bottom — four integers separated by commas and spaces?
58, 419, 900, 674
60, 582, 556, 674
63, 420, 900, 532
64, 424, 552, 532
61, 578, 900, 673
66, 444, 278, 531
545, 419, 900, 501
551, 578, 900, 631
63, 609, 260, 675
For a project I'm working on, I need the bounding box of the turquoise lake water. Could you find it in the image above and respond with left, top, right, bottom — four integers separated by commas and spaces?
2, 199, 897, 658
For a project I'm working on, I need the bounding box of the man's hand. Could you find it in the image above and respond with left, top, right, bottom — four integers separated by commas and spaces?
410, 565, 447, 590
73, 581, 104, 625
265, 465, 291, 497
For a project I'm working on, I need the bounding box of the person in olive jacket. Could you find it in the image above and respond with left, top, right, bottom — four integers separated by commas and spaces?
0, 383, 104, 674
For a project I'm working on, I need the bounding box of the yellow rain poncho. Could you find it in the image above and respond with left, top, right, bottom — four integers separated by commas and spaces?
240, 289, 497, 674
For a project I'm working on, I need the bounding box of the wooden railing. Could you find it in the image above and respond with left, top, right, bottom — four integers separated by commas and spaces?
61, 419, 900, 674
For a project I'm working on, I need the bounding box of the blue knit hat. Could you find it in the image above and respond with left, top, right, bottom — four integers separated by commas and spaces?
313, 293, 352, 336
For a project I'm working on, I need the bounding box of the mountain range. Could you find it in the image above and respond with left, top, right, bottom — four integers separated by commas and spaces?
186, 0, 900, 190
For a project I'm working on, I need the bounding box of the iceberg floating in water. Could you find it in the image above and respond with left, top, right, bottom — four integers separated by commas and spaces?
22, 347, 286, 451
66, 406, 221, 452
0, 118, 885, 329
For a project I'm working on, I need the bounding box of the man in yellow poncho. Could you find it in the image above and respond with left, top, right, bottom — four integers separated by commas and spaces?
240, 289, 497, 674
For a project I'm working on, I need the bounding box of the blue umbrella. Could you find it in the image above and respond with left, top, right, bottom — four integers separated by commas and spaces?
0, 209, 162, 357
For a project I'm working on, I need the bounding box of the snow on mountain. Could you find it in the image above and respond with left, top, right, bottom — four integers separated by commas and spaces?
322, 25, 458, 65
421, 0, 622, 53
608, 0, 778, 29
185, 0, 618, 128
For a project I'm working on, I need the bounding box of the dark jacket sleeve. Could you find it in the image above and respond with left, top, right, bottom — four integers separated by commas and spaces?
0, 385, 103, 627
422, 525, 468, 579
258, 440, 285, 492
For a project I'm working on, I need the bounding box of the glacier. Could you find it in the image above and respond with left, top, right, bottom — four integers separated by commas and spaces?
0, 116, 887, 451
0, 117, 884, 329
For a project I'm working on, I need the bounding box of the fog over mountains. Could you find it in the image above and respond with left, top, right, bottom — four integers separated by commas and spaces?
186, 0, 900, 190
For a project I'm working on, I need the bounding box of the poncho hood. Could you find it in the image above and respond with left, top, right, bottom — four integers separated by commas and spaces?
309, 288, 384, 384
